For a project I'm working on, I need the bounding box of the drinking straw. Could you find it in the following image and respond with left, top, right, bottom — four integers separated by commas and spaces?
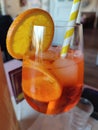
47, 0, 82, 114
60, 0, 81, 57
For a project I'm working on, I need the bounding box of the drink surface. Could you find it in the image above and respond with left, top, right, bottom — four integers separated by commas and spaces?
22, 46, 84, 114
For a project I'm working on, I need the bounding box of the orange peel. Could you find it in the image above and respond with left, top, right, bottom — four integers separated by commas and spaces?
22, 60, 62, 102
6, 8, 54, 59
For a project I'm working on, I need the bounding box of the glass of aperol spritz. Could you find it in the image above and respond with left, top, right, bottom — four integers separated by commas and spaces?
22, 22, 84, 115
6, 9, 84, 116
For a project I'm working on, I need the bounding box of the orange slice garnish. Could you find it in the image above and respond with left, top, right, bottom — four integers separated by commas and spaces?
6, 8, 54, 59
22, 59, 62, 102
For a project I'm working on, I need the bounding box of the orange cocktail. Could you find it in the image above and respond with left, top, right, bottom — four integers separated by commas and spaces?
6, 8, 84, 115
22, 46, 84, 114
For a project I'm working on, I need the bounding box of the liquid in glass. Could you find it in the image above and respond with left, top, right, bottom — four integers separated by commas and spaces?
22, 46, 84, 114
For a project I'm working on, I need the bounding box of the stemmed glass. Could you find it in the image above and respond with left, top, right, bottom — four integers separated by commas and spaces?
22, 22, 84, 129
71, 97, 94, 130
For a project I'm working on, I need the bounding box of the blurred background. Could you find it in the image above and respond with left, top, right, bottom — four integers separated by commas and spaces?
0, 1, 98, 130
0, 0, 98, 88
0, 0, 98, 22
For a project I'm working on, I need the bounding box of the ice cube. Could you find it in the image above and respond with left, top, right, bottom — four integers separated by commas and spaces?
51, 58, 78, 87
38, 50, 58, 61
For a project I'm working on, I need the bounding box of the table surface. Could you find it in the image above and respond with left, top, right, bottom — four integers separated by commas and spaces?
84, 28, 98, 88
12, 85, 98, 130
84, 28, 98, 49
0, 49, 20, 130
27, 113, 98, 130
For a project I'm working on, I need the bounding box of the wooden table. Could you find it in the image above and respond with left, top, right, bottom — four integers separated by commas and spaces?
0, 49, 20, 130
83, 28, 98, 66
83, 28, 98, 88
83, 28, 98, 48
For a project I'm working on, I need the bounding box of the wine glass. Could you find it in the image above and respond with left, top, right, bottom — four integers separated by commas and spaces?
22, 22, 84, 129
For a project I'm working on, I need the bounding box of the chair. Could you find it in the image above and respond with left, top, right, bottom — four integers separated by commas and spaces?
81, 12, 96, 29
0, 15, 13, 62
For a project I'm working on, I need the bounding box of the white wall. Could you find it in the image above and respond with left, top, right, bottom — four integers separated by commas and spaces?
2, 0, 98, 18
49, 0, 72, 22
3, 0, 48, 18
3, 0, 42, 18
80, 0, 97, 12
3, 0, 28, 18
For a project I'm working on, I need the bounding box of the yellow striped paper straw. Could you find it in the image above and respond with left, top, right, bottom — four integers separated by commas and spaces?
60, 0, 81, 57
